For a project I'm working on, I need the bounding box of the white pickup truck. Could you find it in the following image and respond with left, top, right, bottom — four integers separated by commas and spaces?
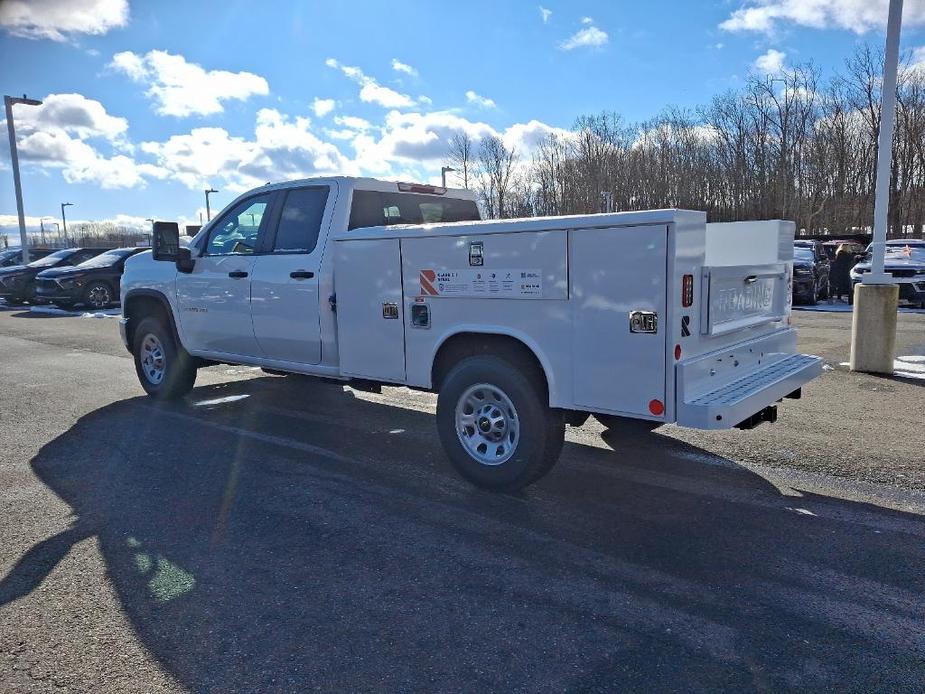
121, 176, 822, 490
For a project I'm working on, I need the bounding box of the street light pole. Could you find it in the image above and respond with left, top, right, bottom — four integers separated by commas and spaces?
61, 202, 73, 246
849, 0, 903, 374
4, 94, 43, 264
441, 166, 456, 188
204, 187, 218, 221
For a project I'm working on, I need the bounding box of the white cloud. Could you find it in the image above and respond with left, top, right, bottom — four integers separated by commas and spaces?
0, 92, 166, 189
465, 90, 497, 109
581, 16, 594, 24
391, 59, 418, 77
0, 0, 128, 41
754, 48, 787, 74
312, 98, 336, 118
325, 58, 419, 109
560, 24, 609, 50
141, 108, 352, 192
911, 46, 925, 74
15, 128, 166, 188
720, 0, 925, 35
109, 50, 269, 117
335, 115, 373, 131
13, 93, 128, 142
539, 6, 552, 23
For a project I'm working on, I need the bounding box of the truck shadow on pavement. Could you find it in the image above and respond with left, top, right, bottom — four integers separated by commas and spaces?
8, 374, 925, 691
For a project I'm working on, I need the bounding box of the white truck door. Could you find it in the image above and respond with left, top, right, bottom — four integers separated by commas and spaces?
249, 186, 332, 364
176, 194, 272, 357
570, 225, 668, 418
333, 238, 406, 383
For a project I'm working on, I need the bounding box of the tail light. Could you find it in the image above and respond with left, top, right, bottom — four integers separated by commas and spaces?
682, 274, 694, 308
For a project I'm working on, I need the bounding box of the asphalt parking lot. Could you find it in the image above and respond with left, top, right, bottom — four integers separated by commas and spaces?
1, 306, 923, 692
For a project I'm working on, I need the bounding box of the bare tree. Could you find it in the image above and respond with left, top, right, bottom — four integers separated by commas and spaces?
446, 132, 475, 189
476, 135, 518, 219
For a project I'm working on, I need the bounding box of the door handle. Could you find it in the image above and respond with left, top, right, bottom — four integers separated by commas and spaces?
290, 270, 315, 279
744, 275, 758, 284
228, 271, 249, 278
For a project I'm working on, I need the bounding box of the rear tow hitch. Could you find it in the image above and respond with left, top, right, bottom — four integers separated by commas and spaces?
735, 405, 778, 430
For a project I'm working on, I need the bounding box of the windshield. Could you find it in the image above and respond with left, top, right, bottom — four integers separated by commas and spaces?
864, 244, 925, 262
0, 249, 20, 262
884, 245, 925, 261
27, 249, 75, 268
76, 249, 135, 268
794, 248, 815, 262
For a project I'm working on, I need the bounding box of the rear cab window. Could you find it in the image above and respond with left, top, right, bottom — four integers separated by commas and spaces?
348, 190, 480, 230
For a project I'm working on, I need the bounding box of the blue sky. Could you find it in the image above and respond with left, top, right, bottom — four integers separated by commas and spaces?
1, 0, 924, 234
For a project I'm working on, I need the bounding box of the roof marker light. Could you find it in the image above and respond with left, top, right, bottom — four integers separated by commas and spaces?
398, 182, 447, 195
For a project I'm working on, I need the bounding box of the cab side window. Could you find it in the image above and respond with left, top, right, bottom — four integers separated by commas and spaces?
272, 187, 329, 254
206, 195, 271, 256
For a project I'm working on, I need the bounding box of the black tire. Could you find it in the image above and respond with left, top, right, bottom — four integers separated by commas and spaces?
132, 316, 197, 399
807, 280, 819, 305
595, 413, 660, 432
82, 281, 114, 310
436, 355, 564, 492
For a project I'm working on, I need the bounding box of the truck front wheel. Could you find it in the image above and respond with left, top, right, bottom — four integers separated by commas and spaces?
132, 317, 197, 400
436, 355, 564, 491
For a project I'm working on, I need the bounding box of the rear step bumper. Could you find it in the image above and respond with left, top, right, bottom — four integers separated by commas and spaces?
677, 354, 823, 430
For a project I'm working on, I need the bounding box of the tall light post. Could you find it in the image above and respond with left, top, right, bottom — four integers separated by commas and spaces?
441, 166, 456, 188
40, 216, 55, 245
4, 94, 43, 264
61, 202, 73, 246
850, 0, 903, 374
145, 217, 155, 245
204, 187, 218, 221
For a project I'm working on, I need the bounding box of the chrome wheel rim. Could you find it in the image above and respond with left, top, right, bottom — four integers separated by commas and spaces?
140, 333, 166, 385
455, 383, 520, 466
87, 285, 111, 308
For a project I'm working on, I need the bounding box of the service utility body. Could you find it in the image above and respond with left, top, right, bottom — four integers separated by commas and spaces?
121, 176, 822, 490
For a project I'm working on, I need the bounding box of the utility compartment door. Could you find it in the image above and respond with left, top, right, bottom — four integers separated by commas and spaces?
334, 238, 406, 382
570, 225, 668, 417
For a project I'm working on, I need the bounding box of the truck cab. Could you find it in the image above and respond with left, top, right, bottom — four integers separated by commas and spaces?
121, 176, 821, 491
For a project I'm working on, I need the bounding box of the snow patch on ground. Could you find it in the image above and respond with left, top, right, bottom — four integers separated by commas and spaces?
895, 355, 925, 381
29, 305, 121, 319
793, 303, 925, 314
838, 356, 925, 380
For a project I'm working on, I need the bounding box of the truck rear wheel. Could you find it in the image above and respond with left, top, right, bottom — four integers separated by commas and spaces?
436, 355, 564, 491
132, 317, 197, 400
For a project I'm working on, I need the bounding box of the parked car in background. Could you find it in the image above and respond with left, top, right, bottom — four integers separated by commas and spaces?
34, 247, 149, 309
821, 239, 865, 262
0, 248, 55, 267
0, 248, 111, 305
792, 244, 830, 304
850, 240, 925, 308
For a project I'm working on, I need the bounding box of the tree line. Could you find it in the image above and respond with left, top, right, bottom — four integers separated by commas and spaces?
446, 45, 925, 238
0, 222, 150, 250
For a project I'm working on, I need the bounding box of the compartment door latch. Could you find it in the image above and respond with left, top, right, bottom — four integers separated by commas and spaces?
629, 311, 658, 334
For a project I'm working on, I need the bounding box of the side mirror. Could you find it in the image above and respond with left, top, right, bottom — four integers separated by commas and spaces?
176, 247, 195, 274
152, 221, 181, 262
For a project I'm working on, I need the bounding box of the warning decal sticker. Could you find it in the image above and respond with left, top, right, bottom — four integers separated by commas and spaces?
419, 269, 543, 298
